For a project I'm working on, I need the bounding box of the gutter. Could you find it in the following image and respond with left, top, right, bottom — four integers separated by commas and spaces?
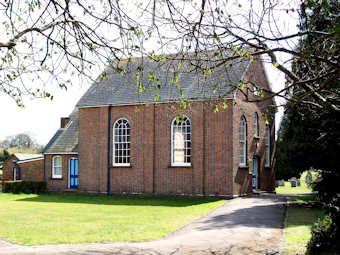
107, 105, 112, 195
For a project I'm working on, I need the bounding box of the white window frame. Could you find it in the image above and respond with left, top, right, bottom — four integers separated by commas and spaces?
52, 155, 62, 179
265, 125, 271, 167
13, 167, 17, 181
254, 112, 259, 137
171, 116, 192, 167
239, 116, 247, 166
113, 118, 131, 166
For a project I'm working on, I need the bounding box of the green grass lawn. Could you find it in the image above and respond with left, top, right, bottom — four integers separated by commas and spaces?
285, 207, 324, 255
276, 171, 316, 194
0, 193, 224, 245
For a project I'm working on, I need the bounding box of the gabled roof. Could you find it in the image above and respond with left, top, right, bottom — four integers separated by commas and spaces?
76, 54, 250, 108
43, 110, 79, 154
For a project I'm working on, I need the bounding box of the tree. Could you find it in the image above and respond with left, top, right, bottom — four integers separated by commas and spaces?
0, 133, 41, 150
0, 0, 339, 109
275, 1, 340, 252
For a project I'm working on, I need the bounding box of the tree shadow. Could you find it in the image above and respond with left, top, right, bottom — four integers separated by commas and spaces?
13, 193, 222, 207
189, 196, 286, 230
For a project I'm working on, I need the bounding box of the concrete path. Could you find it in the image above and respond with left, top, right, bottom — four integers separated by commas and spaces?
0, 194, 286, 255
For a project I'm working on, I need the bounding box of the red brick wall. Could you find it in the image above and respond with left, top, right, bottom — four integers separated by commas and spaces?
78, 100, 235, 196
232, 58, 276, 195
2, 155, 17, 182
19, 159, 43, 181
45, 154, 78, 192
2, 155, 43, 191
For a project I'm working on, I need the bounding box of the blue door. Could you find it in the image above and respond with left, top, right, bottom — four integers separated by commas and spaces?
252, 157, 258, 190
69, 158, 78, 189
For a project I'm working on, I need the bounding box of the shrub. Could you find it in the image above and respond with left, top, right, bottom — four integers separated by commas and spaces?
4, 181, 47, 194
306, 215, 340, 255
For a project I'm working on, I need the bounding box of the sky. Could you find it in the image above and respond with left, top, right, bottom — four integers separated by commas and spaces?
0, 0, 298, 146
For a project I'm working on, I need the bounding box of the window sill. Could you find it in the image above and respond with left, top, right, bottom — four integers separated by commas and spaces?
169, 164, 192, 168
111, 165, 132, 168
51, 177, 63, 180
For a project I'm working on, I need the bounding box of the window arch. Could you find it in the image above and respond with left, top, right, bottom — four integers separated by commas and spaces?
52, 155, 62, 178
113, 118, 131, 166
265, 125, 271, 167
171, 116, 191, 166
254, 112, 259, 137
239, 116, 247, 166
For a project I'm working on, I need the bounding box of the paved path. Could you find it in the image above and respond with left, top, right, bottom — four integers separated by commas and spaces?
0, 194, 286, 255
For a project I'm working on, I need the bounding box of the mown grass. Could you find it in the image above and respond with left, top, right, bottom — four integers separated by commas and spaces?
288, 194, 319, 203
285, 207, 325, 255
276, 171, 316, 194
0, 193, 224, 245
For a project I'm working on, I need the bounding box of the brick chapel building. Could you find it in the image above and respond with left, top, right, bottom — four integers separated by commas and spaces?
43, 54, 276, 197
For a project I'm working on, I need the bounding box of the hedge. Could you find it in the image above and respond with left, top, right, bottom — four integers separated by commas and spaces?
4, 181, 47, 194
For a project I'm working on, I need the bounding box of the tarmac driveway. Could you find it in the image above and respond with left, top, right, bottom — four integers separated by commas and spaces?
0, 194, 286, 255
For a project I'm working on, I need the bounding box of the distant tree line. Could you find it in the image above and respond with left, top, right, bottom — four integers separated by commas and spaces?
0, 133, 43, 162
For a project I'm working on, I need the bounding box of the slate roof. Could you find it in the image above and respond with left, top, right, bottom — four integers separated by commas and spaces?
76, 54, 250, 108
43, 110, 79, 154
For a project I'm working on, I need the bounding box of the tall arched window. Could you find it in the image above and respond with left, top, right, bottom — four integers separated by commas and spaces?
265, 125, 271, 167
254, 112, 259, 137
113, 118, 131, 166
239, 116, 247, 166
171, 116, 191, 166
52, 155, 62, 178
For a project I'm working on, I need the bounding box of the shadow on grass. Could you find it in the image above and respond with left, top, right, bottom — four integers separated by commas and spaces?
13, 193, 221, 207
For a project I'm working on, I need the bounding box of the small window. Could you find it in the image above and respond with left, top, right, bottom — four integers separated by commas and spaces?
254, 112, 259, 137
265, 125, 271, 167
171, 116, 191, 166
113, 118, 131, 166
52, 156, 62, 178
239, 116, 247, 166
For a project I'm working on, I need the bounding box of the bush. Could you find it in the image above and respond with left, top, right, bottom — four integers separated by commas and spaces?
4, 181, 47, 194
306, 215, 340, 255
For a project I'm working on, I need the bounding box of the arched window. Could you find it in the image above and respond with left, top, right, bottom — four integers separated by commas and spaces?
265, 125, 271, 167
239, 116, 247, 166
254, 112, 259, 137
113, 118, 131, 166
52, 156, 62, 178
171, 116, 191, 166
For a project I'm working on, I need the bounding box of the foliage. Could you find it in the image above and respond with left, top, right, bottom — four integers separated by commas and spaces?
0, 0, 339, 108
285, 207, 325, 255
0, 133, 41, 150
0, 148, 10, 162
0, 193, 224, 245
306, 215, 340, 255
276, 0, 340, 251
4, 181, 47, 194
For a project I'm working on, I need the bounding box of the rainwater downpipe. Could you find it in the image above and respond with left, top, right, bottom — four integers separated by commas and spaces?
43, 154, 46, 181
107, 105, 112, 195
